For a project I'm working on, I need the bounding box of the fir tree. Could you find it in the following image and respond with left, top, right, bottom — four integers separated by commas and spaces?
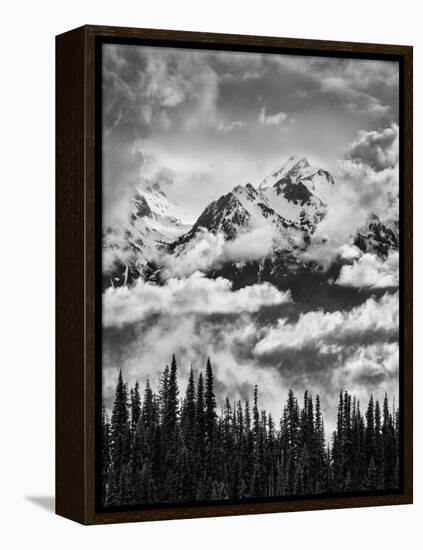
102, 361, 400, 507
205, 357, 217, 441
130, 380, 141, 435
109, 370, 130, 505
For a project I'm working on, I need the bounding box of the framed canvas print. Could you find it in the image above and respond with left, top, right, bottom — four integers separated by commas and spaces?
56, 25, 413, 525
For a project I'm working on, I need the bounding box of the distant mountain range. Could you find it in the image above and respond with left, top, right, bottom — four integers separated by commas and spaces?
102, 155, 399, 298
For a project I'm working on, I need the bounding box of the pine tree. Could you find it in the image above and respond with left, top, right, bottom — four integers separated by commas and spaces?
109, 370, 130, 505
158, 365, 170, 423
366, 455, 378, 490
102, 362, 399, 507
374, 399, 383, 488
205, 357, 217, 442
313, 394, 326, 492
164, 354, 179, 434
332, 391, 344, 491
181, 368, 196, 443
101, 407, 111, 504
365, 394, 375, 467
195, 372, 206, 469
382, 393, 396, 489
130, 380, 141, 435
141, 377, 154, 429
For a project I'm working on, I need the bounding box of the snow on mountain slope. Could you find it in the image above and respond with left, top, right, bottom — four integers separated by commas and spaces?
259, 154, 305, 189
102, 154, 399, 291
102, 180, 191, 288
259, 156, 335, 225
354, 214, 399, 257
173, 156, 335, 257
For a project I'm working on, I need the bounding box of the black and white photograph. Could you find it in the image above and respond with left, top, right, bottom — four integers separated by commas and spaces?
100, 43, 401, 508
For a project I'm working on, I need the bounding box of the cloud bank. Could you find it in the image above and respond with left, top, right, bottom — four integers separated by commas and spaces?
254, 292, 398, 355
336, 251, 399, 288
103, 271, 291, 328
159, 225, 277, 279
302, 123, 399, 267
344, 123, 399, 171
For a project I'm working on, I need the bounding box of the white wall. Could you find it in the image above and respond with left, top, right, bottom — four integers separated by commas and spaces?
0, 0, 420, 547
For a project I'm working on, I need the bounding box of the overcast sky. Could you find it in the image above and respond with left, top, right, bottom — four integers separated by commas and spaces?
103, 44, 399, 223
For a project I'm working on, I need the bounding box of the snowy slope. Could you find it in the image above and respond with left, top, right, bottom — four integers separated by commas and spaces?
102, 155, 399, 290
174, 156, 335, 255
102, 180, 191, 288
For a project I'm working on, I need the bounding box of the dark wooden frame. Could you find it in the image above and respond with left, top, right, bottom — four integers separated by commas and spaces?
56, 24, 413, 525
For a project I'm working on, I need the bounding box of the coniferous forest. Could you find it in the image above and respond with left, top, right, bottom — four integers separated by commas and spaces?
101, 355, 400, 507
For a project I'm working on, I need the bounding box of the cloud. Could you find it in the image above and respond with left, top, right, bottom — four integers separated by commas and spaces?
103, 290, 399, 436
159, 225, 277, 279
336, 251, 399, 288
344, 123, 399, 171
103, 271, 291, 328
258, 106, 288, 126
102, 310, 289, 427
217, 120, 245, 134
338, 243, 362, 261
302, 124, 399, 267
332, 342, 399, 395
275, 56, 398, 118
258, 106, 295, 133
102, 44, 222, 226
254, 292, 398, 355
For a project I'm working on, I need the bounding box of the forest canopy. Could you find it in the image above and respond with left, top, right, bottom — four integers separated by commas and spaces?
102, 355, 400, 507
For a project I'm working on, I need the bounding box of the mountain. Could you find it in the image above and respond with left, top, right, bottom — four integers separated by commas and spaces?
102, 155, 399, 300
259, 155, 335, 223
102, 179, 191, 288
354, 214, 399, 256
172, 156, 335, 254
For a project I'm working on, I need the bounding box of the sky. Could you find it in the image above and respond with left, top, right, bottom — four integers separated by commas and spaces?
102, 43, 400, 435
102, 44, 399, 224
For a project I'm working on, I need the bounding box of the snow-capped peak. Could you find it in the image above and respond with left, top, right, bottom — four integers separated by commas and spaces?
259, 154, 309, 189
102, 177, 192, 288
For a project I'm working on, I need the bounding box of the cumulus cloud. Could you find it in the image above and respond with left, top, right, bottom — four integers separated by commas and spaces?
344, 123, 399, 171
254, 292, 398, 355
258, 106, 288, 126
302, 124, 399, 267
102, 311, 289, 427
159, 225, 277, 279
331, 342, 399, 402
103, 271, 291, 328
336, 251, 399, 288
217, 120, 245, 134
337, 243, 362, 261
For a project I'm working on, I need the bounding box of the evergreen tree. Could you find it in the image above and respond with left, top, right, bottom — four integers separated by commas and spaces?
205, 357, 217, 442
164, 354, 179, 434
374, 399, 383, 488
195, 372, 206, 469
130, 380, 141, 435
181, 368, 196, 443
158, 365, 170, 423
382, 394, 396, 489
365, 394, 375, 466
102, 361, 400, 507
101, 407, 111, 504
109, 370, 130, 505
141, 377, 154, 429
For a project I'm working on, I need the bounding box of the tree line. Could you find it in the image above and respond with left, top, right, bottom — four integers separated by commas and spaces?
101, 355, 400, 507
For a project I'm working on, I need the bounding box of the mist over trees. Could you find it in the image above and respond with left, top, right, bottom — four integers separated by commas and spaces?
101, 356, 400, 507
